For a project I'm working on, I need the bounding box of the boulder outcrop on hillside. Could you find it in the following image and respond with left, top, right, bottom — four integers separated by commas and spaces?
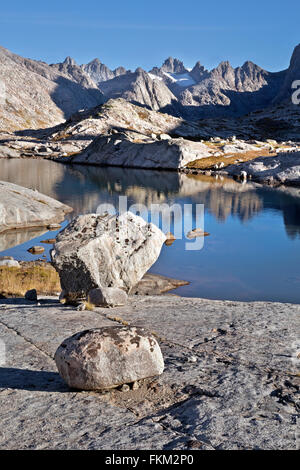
69, 130, 212, 169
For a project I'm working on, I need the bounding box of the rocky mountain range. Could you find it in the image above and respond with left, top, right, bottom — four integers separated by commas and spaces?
83, 46, 299, 120
0, 46, 104, 131
0, 44, 299, 131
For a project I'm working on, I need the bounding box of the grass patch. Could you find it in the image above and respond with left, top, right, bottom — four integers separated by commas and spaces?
84, 301, 95, 311
52, 132, 71, 142
65, 151, 80, 157
107, 315, 129, 326
186, 149, 276, 170
0, 263, 60, 297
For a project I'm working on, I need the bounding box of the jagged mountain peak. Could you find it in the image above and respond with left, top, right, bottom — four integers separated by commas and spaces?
1, 43, 299, 130
192, 60, 204, 69
63, 56, 77, 66
215, 60, 233, 71
82, 59, 129, 85
114, 66, 128, 75
135, 67, 145, 74
190, 61, 208, 82
0, 46, 104, 131
240, 61, 264, 73
290, 43, 300, 68
87, 58, 102, 66
161, 57, 187, 74
273, 43, 300, 103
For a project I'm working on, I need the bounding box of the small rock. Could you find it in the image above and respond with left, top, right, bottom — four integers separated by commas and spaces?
77, 303, 86, 311
240, 170, 247, 181
186, 228, 210, 239
120, 384, 130, 392
38, 145, 49, 153
55, 326, 164, 391
188, 356, 197, 363
28, 246, 45, 255
0, 259, 20, 267
132, 381, 139, 390
25, 289, 37, 301
40, 238, 56, 244
165, 232, 176, 246
88, 287, 128, 307
47, 223, 61, 230
158, 133, 171, 140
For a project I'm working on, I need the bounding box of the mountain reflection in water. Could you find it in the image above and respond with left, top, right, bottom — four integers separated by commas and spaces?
0, 159, 300, 302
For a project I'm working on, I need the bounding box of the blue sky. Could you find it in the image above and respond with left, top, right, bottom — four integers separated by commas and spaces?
0, 0, 299, 72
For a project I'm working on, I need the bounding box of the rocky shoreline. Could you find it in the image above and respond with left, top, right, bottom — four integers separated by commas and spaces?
0, 199, 299, 450
0, 181, 72, 234
1, 98, 300, 186
0, 208, 299, 449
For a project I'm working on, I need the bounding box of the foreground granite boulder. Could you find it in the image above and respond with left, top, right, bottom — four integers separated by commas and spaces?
88, 287, 128, 307
51, 211, 166, 299
0, 181, 72, 234
55, 326, 164, 390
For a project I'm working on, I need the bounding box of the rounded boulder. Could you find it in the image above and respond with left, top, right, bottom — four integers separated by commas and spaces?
55, 326, 164, 390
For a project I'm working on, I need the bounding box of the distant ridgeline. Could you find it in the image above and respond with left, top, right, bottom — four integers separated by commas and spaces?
0, 43, 300, 131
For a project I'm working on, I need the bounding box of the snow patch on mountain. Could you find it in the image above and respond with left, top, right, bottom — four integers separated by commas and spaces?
148, 73, 163, 81
162, 72, 196, 87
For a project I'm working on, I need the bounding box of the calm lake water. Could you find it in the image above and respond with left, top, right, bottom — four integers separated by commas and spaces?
1, 158, 300, 303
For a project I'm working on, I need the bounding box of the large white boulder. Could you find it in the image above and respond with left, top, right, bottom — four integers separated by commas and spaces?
55, 326, 164, 390
69, 131, 212, 169
51, 211, 166, 299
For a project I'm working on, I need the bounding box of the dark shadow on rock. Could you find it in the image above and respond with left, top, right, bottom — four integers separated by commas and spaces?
50, 76, 104, 120
0, 298, 61, 307
0, 367, 69, 392
14, 77, 104, 138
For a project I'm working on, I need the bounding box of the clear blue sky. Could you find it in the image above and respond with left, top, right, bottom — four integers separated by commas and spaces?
0, 0, 299, 72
